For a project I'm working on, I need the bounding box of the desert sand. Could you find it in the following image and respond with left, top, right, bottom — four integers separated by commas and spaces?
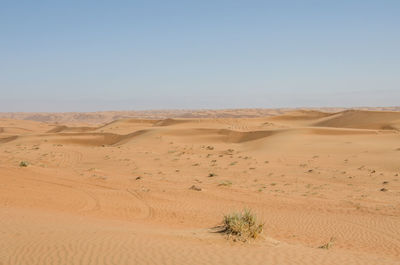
1, 109, 400, 265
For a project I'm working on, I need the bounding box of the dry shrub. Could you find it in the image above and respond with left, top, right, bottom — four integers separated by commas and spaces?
221, 209, 264, 241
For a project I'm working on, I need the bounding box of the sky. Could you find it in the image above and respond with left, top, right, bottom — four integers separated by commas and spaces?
0, 0, 399, 112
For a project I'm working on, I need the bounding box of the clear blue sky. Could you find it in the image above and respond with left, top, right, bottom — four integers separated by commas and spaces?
1, 0, 399, 112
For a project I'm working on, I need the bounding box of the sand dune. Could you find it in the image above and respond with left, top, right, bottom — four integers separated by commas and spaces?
47, 125, 97, 133
153, 118, 192, 126
313, 110, 400, 130
270, 110, 335, 121
194, 128, 281, 143
1, 107, 399, 125
0, 109, 400, 265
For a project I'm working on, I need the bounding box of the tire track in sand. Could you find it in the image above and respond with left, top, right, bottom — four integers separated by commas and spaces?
126, 188, 154, 220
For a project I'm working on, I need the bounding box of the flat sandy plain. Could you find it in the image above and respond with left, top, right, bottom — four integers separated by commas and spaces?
1, 108, 400, 265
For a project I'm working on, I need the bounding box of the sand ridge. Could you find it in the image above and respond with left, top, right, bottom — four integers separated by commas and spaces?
1, 107, 400, 125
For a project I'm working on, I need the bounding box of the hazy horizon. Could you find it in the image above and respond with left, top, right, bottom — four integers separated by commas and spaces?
1, 1, 399, 112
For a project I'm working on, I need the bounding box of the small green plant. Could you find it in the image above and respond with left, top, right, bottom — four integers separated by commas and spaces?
189, 185, 202, 191
220, 209, 264, 241
319, 237, 335, 250
19, 161, 29, 167
218, 180, 232, 186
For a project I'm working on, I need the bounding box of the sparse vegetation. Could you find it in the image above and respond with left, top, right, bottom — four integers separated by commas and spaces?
218, 180, 232, 186
189, 185, 202, 191
220, 209, 264, 241
319, 237, 335, 250
19, 161, 29, 167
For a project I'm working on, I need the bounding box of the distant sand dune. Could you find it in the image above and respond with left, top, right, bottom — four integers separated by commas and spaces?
1, 107, 399, 125
313, 110, 400, 130
153, 118, 192, 126
270, 110, 335, 121
47, 125, 97, 133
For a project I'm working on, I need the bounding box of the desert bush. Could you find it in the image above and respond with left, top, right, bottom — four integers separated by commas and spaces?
218, 180, 232, 186
221, 209, 264, 241
19, 161, 29, 167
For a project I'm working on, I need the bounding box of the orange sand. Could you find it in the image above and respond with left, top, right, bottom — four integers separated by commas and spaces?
1, 109, 400, 264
